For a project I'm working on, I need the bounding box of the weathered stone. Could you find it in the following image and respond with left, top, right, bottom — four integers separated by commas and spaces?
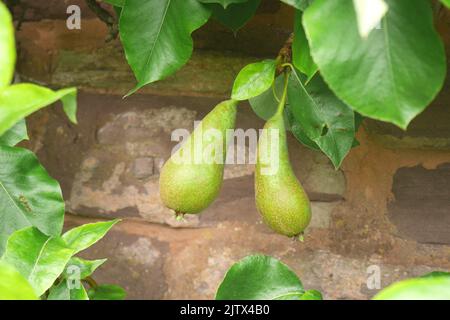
10, 0, 96, 21
296, 151, 346, 201
388, 163, 450, 245
64, 220, 170, 300
308, 202, 339, 230
16, 21, 259, 97
131, 157, 155, 180
61, 212, 450, 300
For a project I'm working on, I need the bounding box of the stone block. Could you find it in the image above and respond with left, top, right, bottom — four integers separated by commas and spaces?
388, 163, 450, 245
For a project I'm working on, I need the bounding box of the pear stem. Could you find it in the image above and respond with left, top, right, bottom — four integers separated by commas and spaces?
275, 70, 290, 117
175, 211, 185, 221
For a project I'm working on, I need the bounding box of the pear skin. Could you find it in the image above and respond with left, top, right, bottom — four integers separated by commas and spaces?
159, 100, 238, 215
255, 111, 312, 237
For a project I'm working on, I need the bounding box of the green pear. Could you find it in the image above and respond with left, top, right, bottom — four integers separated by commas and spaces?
255, 111, 312, 237
159, 100, 238, 215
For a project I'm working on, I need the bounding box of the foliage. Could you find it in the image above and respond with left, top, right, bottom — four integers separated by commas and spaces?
0, 2, 123, 300
374, 275, 450, 300
217, 255, 450, 300
216, 255, 321, 300
303, 0, 445, 129
105, 0, 447, 168
0, 261, 37, 300
119, 0, 210, 96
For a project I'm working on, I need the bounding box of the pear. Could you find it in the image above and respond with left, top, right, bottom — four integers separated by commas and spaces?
255, 111, 312, 237
159, 100, 238, 215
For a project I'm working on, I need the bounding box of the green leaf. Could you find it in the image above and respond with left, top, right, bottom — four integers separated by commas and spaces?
0, 146, 65, 254
303, 0, 446, 129
249, 75, 284, 120
421, 271, 450, 279
60, 89, 78, 124
120, 0, 210, 96
0, 261, 37, 300
216, 255, 304, 300
0, 119, 28, 146
64, 257, 106, 280
289, 121, 320, 150
0, 84, 77, 136
292, 10, 317, 80
88, 284, 126, 300
0, 2, 15, 88
207, 0, 261, 33
352, 112, 364, 147
441, 0, 450, 8
48, 280, 89, 300
197, 0, 249, 9
1, 227, 74, 297
299, 289, 323, 300
62, 220, 119, 254
232, 60, 277, 101
288, 71, 355, 168
280, 0, 312, 10
374, 276, 450, 300
285, 104, 320, 151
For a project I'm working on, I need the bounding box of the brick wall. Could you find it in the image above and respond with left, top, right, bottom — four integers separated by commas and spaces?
14, 0, 450, 299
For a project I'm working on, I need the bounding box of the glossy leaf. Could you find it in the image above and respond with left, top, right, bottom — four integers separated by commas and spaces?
0, 146, 65, 254
197, 0, 248, 9
60, 89, 78, 124
232, 60, 277, 101
0, 119, 28, 146
280, 0, 311, 11
62, 220, 119, 254
216, 255, 304, 300
442, 0, 450, 8
249, 75, 285, 120
1, 227, 74, 296
64, 257, 106, 280
120, 0, 210, 96
0, 2, 15, 88
288, 71, 355, 168
299, 289, 323, 300
88, 284, 126, 300
0, 84, 77, 136
353, 0, 388, 38
292, 10, 317, 79
207, 0, 261, 33
48, 280, 89, 300
303, 0, 446, 129
374, 276, 450, 300
421, 271, 450, 279
284, 102, 319, 151
0, 261, 37, 300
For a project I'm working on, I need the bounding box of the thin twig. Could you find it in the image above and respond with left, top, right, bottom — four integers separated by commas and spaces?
85, 0, 119, 41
